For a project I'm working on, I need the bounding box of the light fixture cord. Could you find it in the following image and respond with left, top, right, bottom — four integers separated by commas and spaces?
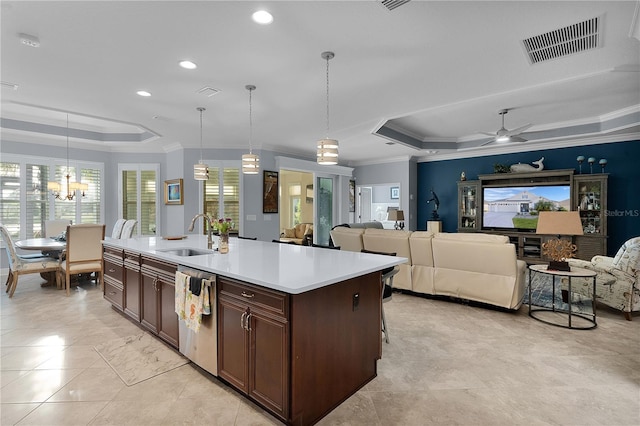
199, 108, 204, 161
249, 87, 253, 154
325, 55, 330, 138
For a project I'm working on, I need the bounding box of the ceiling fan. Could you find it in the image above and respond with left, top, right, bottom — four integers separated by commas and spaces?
480, 109, 532, 145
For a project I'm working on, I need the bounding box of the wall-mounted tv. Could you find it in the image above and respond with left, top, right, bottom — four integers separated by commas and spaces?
482, 185, 571, 231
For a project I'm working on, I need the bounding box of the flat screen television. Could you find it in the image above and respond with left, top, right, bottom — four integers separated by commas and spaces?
482, 185, 571, 231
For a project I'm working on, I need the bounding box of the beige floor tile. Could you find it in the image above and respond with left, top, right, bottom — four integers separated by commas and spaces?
88, 400, 175, 425
47, 367, 126, 402
16, 401, 108, 426
0, 403, 40, 425
0, 368, 84, 403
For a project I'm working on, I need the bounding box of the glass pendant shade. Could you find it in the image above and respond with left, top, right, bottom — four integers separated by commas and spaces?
242, 153, 259, 174
194, 161, 209, 180
317, 138, 339, 165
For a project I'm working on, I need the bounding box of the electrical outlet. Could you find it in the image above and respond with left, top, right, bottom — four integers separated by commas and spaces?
352, 292, 359, 311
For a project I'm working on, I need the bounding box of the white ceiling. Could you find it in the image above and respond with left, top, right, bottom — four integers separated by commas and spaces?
1, 1, 639, 165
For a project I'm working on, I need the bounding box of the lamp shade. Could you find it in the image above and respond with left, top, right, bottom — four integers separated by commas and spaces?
395, 210, 405, 221
194, 161, 209, 181
242, 153, 260, 174
388, 209, 399, 221
47, 181, 61, 192
536, 211, 583, 235
317, 138, 339, 165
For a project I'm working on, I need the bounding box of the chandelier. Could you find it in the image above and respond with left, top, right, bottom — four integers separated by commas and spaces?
194, 107, 209, 180
48, 114, 87, 200
317, 51, 338, 165
242, 85, 260, 174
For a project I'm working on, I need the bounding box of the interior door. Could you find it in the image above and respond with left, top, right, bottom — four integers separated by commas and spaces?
358, 186, 372, 223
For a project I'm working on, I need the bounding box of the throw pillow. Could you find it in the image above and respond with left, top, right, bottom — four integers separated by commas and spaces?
284, 228, 296, 238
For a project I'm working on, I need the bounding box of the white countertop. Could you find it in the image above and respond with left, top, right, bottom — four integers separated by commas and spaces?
103, 235, 406, 294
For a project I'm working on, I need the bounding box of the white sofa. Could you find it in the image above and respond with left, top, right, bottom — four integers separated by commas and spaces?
330, 228, 527, 310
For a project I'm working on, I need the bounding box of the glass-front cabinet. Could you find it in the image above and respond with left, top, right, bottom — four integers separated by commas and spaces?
572, 174, 608, 259
457, 180, 479, 232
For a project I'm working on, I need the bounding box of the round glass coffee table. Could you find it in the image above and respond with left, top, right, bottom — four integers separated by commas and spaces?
528, 264, 597, 330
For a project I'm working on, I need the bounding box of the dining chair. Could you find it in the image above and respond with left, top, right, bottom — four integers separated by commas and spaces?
57, 224, 106, 296
111, 218, 127, 239
120, 219, 137, 239
0, 224, 60, 298
45, 219, 72, 238
362, 249, 398, 344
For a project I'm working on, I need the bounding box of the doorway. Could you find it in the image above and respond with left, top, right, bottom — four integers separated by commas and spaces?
356, 183, 400, 229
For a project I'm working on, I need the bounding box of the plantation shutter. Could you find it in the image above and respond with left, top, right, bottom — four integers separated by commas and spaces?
223, 167, 240, 228
80, 167, 101, 224
25, 163, 50, 237
0, 162, 21, 239
140, 170, 156, 235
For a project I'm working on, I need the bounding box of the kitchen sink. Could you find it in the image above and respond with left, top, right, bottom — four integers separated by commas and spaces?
157, 248, 214, 257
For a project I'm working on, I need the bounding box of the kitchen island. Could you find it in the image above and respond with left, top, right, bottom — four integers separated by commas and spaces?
102, 235, 405, 426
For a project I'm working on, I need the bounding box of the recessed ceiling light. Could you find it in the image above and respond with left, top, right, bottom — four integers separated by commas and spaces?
179, 60, 197, 70
136, 90, 152, 97
252, 10, 273, 25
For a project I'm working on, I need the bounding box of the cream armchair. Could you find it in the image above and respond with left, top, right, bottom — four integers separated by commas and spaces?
567, 236, 640, 320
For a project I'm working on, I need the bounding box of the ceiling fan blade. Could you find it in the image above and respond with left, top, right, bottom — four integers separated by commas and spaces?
480, 138, 496, 146
506, 123, 532, 136
479, 131, 497, 137
508, 136, 527, 143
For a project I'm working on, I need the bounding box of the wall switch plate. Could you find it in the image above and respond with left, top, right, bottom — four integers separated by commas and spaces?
247, 215, 256, 221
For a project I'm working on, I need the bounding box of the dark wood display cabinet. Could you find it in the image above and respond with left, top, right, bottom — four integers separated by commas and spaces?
218, 276, 289, 420
103, 247, 124, 310
572, 174, 608, 260
140, 256, 180, 348
457, 180, 479, 232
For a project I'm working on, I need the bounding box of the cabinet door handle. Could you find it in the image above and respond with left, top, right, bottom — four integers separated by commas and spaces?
240, 311, 247, 330
108, 291, 116, 295
246, 313, 252, 331
153, 276, 159, 291
241, 291, 255, 298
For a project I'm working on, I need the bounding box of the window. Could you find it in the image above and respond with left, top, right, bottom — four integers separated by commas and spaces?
203, 162, 241, 232
1, 155, 104, 240
119, 164, 159, 236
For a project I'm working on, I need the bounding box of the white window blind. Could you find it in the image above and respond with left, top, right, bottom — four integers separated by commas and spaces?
120, 165, 158, 236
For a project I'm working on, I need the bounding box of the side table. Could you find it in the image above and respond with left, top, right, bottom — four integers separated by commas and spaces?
528, 264, 597, 330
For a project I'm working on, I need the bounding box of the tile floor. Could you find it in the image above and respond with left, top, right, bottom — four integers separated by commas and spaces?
1, 273, 639, 425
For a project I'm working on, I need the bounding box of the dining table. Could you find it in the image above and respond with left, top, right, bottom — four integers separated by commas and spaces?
15, 238, 66, 286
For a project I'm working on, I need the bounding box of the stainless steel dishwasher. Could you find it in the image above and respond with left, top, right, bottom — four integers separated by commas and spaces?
176, 265, 217, 376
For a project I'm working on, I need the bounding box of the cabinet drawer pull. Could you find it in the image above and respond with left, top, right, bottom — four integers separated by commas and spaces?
108, 268, 116, 273
241, 291, 255, 299
109, 291, 116, 295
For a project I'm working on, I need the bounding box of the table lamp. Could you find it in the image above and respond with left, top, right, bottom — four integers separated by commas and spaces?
536, 211, 583, 271
388, 209, 405, 230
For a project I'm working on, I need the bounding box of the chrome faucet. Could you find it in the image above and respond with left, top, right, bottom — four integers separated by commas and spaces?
188, 214, 214, 249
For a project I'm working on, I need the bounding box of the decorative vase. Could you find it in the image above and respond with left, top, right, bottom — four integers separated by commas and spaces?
219, 232, 229, 254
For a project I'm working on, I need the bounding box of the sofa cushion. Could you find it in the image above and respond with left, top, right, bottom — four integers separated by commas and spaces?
363, 229, 412, 290
283, 228, 296, 238
330, 227, 365, 252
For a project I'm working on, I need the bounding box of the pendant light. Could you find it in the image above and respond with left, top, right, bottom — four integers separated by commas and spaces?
317, 51, 338, 165
242, 85, 260, 174
48, 114, 87, 200
194, 107, 209, 180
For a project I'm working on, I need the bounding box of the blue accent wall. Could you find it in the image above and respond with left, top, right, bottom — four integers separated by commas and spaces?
417, 140, 640, 256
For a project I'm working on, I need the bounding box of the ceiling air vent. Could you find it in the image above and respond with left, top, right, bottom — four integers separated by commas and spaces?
522, 16, 601, 64
196, 86, 221, 97
380, 0, 411, 11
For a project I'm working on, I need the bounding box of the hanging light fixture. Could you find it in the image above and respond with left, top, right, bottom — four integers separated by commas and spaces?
48, 114, 87, 200
242, 85, 260, 175
317, 51, 338, 165
194, 107, 209, 180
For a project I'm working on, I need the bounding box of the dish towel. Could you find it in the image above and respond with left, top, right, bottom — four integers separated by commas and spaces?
184, 278, 213, 333
174, 271, 189, 320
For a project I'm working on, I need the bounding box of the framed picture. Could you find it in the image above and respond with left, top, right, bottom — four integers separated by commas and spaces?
164, 179, 184, 205
349, 180, 356, 212
390, 186, 400, 200
263, 170, 278, 213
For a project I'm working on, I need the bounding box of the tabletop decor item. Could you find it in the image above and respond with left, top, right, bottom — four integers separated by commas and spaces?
214, 218, 234, 254
599, 158, 607, 172
576, 155, 585, 173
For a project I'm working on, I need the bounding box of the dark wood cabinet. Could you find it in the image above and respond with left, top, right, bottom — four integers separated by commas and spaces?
217, 277, 289, 420
140, 256, 179, 348
457, 180, 479, 232
103, 247, 124, 310
573, 174, 608, 259
123, 251, 141, 321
